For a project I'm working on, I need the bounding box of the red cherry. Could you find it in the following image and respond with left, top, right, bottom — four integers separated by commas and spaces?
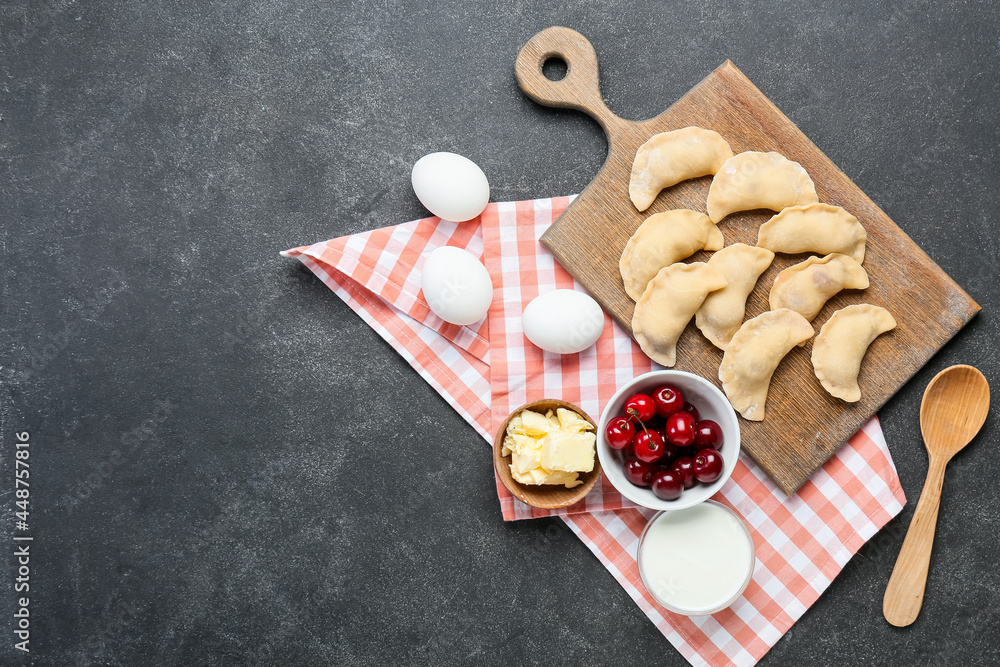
605, 416, 635, 450
694, 419, 723, 449
624, 459, 656, 487
652, 385, 685, 418
665, 411, 696, 448
619, 441, 636, 460
624, 393, 656, 422
633, 430, 665, 463
682, 402, 700, 423
657, 437, 679, 464
671, 456, 696, 489
693, 448, 724, 484
651, 469, 683, 500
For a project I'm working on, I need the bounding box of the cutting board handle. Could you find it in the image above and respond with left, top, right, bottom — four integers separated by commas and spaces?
515, 27, 625, 135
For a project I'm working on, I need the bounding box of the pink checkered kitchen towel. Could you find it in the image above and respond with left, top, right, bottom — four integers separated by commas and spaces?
283, 195, 907, 667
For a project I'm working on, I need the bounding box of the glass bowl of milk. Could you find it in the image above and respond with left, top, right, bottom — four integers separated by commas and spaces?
637, 501, 756, 615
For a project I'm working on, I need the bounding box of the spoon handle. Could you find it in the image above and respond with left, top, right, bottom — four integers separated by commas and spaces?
882, 455, 948, 626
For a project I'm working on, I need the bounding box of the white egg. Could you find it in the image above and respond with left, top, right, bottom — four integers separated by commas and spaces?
420, 246, 493, 326
411, 152, 490, 222
521, 290, 606, 355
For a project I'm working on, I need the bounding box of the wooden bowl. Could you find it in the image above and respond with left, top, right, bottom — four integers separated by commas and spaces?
493, 399, 602, 509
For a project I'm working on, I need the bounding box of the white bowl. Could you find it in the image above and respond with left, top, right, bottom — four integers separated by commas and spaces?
637, 501, 755, 615
597, 370, 740, 511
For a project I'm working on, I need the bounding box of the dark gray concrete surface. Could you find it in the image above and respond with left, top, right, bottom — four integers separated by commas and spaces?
1, 1, 998, 665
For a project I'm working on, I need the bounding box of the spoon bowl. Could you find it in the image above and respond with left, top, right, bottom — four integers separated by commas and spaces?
920, 365, 991, 457
883, 365, 990, 627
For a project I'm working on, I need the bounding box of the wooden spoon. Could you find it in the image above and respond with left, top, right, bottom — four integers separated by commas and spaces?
882, 364, 990, 626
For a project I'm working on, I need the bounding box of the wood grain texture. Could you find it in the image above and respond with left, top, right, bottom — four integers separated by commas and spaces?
492, 399, 601, 510
883, 365, 990, 626
517, 27, 981, 495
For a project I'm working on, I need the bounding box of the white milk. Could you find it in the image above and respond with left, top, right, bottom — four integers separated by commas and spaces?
639, 503, 754, 614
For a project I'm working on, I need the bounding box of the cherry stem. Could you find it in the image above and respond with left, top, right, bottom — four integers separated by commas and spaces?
626, 408, 650, 434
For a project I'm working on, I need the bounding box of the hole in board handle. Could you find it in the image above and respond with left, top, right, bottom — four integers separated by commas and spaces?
542, 57, 568, 82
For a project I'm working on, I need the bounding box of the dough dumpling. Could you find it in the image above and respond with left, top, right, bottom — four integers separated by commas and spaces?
629, 127, 734, 212
757, 203, 867, 263
632, 262, 728, 367
812, 304, 896, 402
619, 210, 724, 301
695, 244, 775, 350
719, 308, 814, 421
768, 253, 869, 322
706, 151, 819, 223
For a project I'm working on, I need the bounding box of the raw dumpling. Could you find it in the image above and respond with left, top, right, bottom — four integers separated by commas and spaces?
719, 308, 814, 421
757, 203, 867, 263
629, 127, 734, 212
619, 210, 725, 301
812, 304, 896, 402
768, 253, 869, 321
695, 244, 775, 350
632, 262, 728, 367
706, 151, 819, 223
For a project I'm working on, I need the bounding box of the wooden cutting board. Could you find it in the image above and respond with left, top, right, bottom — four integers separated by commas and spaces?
516, 27, 981, 495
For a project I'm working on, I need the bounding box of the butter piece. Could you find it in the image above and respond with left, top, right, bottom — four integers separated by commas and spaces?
520, 410, 556, 437
541, 431, 596, 473
510, 467, 547, 485
511, 442, 543, 474
505, 433, 535, 454
506, 415, 525, 437
510, 467, 582, 488
538, 469, 583, 488
556, 407, 595, 434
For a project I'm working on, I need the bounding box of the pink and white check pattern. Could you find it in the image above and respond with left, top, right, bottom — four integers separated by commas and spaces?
284, 196, 906, 667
